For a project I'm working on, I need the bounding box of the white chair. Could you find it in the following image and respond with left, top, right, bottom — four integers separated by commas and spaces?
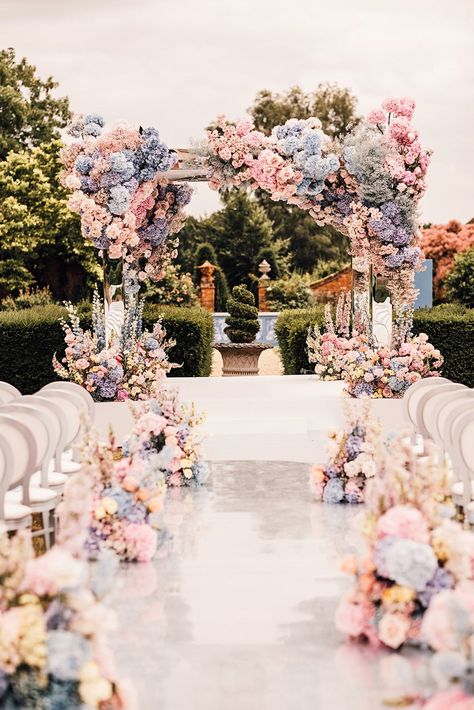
36, 389, 85, 473
0, 411, 59, 547
0, 426, 32, 531
0, 381, 21, 405
0, 401, 66, 491
402, 377, 451, 433
40, 381, 95, 422
416, 382, 467, 440
452, 411, 474, 520
432, 390, 474, 451
20, 395, 71, 484
444, 401, 474, 507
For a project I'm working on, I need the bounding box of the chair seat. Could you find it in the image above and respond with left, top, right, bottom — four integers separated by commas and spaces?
4, 502, 33, 521
50, 459, 81, 474
7, 486, 58, 506
31, 470, 68, 488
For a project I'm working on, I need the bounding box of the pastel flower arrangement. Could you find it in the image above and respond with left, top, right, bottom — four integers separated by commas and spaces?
60, 113, 192, 288
307, 293, 352, 380
310, 400, 380, 504
335, 434, 471, 651
123, 388, 209, 489
206, 115, 266, 190
0, 531, 134, 708
84, 434, 166, 563
341, 332, 443, 398
53, 295, 177, 401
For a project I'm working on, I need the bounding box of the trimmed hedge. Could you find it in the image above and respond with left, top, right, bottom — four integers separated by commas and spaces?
275, 304, 474, 386
0, 304, 214, 394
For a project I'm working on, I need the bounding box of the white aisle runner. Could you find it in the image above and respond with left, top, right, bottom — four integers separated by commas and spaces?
109, 462, 392, 710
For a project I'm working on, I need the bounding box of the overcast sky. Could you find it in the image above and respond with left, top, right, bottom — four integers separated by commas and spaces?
1, 0, 473, 223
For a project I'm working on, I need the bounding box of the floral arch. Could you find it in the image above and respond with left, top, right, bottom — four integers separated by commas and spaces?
59, 97, 430, 344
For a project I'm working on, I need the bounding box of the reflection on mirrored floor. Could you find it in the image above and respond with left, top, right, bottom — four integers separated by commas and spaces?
108, 461, 430, 710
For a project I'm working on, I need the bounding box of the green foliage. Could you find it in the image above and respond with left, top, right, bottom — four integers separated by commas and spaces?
145, 265, 197, 307
0, 140, 99, 299
250, 83, 360, 139
192, 242, 230, 311
255, 246, 287, 280
445, 248, 474, 307
0, 304, 214, 392
274, 307, 325, 374
224, 285, 260, 343
0, 48, 70, 159
0, 287, 53, 311
266, 273, 315, 311
275, 304, 474, 386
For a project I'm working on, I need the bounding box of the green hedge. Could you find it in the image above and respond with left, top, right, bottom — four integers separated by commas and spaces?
275, 304, 474, 386
0, 304, 213, 394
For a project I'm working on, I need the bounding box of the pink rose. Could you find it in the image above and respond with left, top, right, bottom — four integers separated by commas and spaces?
376, 505, 429, 543
378, 613, 410, 649
75, 358, 90, 370
367, 109, 386, 125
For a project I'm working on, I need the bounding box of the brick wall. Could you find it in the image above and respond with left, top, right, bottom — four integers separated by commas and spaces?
310, 267, 352, 303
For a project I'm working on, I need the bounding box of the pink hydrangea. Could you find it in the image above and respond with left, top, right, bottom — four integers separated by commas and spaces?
376, 505, 430, 543
123, 523, 157, 563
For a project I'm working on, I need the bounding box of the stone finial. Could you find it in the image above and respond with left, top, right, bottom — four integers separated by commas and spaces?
198, 260, 216, 288
258, 259, 271, 280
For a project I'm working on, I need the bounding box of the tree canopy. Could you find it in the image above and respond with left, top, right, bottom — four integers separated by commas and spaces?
0, 48, 70, 160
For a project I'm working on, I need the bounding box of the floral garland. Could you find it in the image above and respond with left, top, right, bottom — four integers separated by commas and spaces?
60, 114, 192, 287
123, 389, 209, 489
310, 400, 380, 504
206, 97, 431, 314
334, 434, 473, 651
53, 294, 177, 401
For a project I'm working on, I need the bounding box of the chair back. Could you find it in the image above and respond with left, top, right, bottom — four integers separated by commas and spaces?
416, 382, 467, 440
0, 405, 49, 472
401, 377, 451, 430
21, 395, 68, 472
0, 414, 37, 502
0, 381, 21, 404
40, 381, 95, 422
452, 411, 474, 507
34, 389, 84, 469
433, 390, 474, 450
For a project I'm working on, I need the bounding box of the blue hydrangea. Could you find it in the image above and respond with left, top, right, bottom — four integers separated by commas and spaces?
84, 113, 105, 127
384, 539, 438, 591
84, 122, 102, 137
108, 185, 130, 215
353, 381, 373, 398
346, 433, 363, 459
74, 155, 94, 175
323, 478, 345, 504
97, 378, 117, 400
102, 486, 147, 522
46, 630, 91, 681
108, 151, 135, 180
388, 376, 404, 392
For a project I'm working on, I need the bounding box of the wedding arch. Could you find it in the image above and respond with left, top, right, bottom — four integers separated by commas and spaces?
59, 97, 430, 345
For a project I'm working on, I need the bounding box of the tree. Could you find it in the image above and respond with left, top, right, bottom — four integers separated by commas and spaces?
422, 220, 474, 301
445, 248, 474, 307
193, 242, 230, 311
0, 48, 70, 159
224, 285, 260, 343
0, 141, 99, 299
248, 83, 359, 273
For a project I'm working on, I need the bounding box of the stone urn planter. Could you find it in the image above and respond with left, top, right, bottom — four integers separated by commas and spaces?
214, 342, 273, 377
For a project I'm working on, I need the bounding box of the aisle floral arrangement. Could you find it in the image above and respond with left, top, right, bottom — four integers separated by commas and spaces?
307, 294, 352, 381
60, 113, 192, 287
84, 434, 166, 562
341, 332, 443, 398
53, 294, 177, 401
123, 388, 209, 489
310, 400, 380, 504
334, 434, 472, 651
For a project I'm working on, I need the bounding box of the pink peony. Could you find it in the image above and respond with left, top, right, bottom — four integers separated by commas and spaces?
335, 598, 369, 638
378, 613, 410, 649
376, 505, 429, 543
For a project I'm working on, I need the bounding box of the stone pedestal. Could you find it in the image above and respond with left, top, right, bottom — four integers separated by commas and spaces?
214, 342, 273, 377
198, 260, 216, 312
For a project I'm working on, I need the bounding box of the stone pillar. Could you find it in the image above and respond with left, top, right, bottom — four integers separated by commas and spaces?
258, 259, 271, 312
198, 260, 216, 312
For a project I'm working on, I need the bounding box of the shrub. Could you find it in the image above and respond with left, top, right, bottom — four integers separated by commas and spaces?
0, 304, 214, 393
145, 265, 197, 307
224, 285, 260, 343
0, 287, 54, 311
266, 273, 316, 311
275, 304, 474, 386
445, 248, 474, 307
193, 242, 230, 311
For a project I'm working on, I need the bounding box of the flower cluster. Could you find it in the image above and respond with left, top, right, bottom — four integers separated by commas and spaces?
123, 388, 209, 489
84, 435, 165, 562
310, 401, 380, 504
60, 114, 192, 286
0, 532, 133, 709
335, 433, 468, 650
53, 297, 177, 401
307, 294, 352, 380
342, 332, 443, 398
207, 115, 266, 190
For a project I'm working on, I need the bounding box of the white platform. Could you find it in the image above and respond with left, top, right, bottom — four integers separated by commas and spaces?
94, 376, 404, 464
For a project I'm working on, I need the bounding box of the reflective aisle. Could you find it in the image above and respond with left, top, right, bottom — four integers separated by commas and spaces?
109, 462, 423, 710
